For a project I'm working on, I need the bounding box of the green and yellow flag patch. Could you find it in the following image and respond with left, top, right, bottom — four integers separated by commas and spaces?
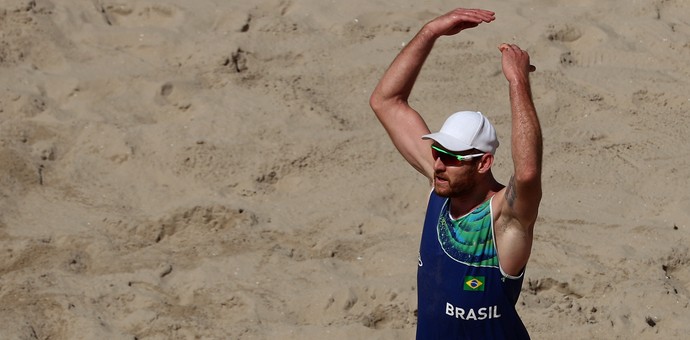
463, 276, 485, 291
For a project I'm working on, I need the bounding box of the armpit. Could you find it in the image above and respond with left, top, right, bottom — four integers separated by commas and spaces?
505, 175, 517, 208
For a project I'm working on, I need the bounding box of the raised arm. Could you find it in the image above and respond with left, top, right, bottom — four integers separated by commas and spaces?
494, 44, 543, 275
369, 8, 496, 179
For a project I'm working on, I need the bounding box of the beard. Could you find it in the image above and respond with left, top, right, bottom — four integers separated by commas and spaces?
433, 173, 476, 197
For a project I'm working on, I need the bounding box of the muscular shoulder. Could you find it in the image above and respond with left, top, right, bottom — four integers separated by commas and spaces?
493, 175, 539, 231
491, 180, 529, 233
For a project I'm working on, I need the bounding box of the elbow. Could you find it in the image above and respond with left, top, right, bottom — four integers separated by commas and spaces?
515, 168, 540, 183
369, 93, 381, 113
369, 90, 387, 114
514, 168, 542, 193
369, 91, 402, 120
513, 151, 543, 188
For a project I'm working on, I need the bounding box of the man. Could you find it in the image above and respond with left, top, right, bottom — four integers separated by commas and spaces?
369, 8, 542, 339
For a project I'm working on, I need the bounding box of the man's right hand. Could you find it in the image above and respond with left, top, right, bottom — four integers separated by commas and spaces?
424, 8, 496, 37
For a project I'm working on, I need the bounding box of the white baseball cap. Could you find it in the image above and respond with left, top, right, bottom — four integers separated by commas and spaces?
422, 111, 499, 154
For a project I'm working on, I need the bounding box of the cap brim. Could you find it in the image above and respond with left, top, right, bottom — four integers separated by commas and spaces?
422, 132, 473, 152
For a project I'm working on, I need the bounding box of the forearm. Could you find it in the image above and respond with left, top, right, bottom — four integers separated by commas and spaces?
369, 8, 496, 177
370, 26, 439, 111
509, 79, 542, 183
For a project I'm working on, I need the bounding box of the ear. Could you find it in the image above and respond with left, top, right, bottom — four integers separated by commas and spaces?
476, 153, 494, 173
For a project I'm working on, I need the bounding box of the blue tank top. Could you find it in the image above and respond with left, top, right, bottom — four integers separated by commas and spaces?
416, 191, 530, 339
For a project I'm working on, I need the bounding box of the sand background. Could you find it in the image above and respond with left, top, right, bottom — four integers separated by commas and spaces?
1, 0, 689, 339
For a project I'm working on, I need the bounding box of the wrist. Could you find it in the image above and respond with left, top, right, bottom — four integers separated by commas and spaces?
419, 24, 442, 41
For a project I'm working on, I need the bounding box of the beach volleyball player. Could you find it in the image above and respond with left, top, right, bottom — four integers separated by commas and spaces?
369, 8, 543, 339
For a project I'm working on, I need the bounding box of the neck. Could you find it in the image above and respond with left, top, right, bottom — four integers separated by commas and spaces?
448, 175, 503, 219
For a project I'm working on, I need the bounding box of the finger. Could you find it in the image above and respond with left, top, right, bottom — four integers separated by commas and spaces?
452, 8, 495, 23
462, 8, 495, 15
498, 43, 510, 52
468, 9, 495, 22
453, 8, 495, 16
451, 13, 491, 24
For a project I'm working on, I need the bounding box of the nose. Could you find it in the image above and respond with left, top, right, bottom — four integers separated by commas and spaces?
433, 156, 446, 171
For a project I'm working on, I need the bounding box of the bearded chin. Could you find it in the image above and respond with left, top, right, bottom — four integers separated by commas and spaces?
433, 185, 452, 197
434, 180, 474, 198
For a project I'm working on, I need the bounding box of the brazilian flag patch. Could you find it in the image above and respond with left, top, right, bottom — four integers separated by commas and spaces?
464, 276, 485, 291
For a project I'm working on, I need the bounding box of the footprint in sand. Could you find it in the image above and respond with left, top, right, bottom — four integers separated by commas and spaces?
99, 2, 183, 28
547, 24, 582, 43
661, 248, 690, 297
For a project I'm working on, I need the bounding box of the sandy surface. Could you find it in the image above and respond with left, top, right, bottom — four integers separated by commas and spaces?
1, 0, 689, 339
